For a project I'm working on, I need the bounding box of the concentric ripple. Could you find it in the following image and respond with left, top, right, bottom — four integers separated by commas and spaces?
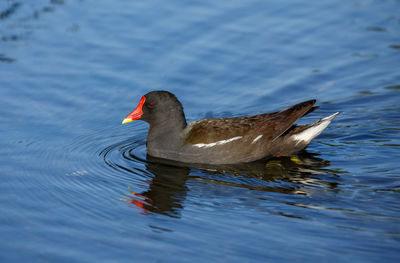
67, 124, 344, 216
12, 118, 343, 220
17, 124, 154, 219
11, 119, 347, 220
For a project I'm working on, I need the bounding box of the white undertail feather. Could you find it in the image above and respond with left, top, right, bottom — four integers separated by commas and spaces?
291, 112, 340, 144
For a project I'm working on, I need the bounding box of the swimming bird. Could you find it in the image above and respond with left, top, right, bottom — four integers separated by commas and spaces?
122, 91, 339, 164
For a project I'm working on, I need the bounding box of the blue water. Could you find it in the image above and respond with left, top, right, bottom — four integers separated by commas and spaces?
1, 0, 400, 262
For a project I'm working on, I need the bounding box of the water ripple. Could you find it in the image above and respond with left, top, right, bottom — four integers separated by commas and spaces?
12, 122, 345, 221
17, 125, 150, 220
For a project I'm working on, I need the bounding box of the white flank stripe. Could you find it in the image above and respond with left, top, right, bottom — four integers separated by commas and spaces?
193, 136, 243, 148
252, 135, 263, 144
292, 112, 339, 144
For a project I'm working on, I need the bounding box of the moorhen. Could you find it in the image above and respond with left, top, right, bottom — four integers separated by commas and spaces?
122, 91, 339, 164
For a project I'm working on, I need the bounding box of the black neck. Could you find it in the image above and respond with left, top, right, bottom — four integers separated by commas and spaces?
146, 109, 187, 158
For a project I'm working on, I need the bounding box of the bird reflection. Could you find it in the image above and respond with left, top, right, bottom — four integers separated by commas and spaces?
124, 151, 340, 216
124, 160, 189, 217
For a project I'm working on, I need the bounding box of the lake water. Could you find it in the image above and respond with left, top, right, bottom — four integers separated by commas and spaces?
1, 0, 399, 262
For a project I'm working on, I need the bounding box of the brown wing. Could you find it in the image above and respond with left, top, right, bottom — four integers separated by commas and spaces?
184, 100, 317, 145
184, 114, 272, 144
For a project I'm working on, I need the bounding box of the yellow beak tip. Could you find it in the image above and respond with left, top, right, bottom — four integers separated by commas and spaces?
122, 118, 132, 124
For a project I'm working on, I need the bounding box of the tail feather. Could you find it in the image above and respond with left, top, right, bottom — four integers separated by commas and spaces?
291, 112, 340, 144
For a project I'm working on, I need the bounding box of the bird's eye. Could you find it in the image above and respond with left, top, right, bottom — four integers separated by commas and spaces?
147, 102, 156, 108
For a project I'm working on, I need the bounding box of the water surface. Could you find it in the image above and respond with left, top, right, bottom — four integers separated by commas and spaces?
1, 0, 399, 262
